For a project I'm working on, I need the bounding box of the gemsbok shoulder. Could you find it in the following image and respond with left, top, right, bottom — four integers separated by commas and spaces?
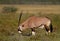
18, 12, 53, 35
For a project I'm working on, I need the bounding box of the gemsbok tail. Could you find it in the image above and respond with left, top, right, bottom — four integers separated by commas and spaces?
50, 23, 53, 32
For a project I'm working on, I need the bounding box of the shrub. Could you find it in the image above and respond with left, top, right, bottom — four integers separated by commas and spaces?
2, 7, 17, 13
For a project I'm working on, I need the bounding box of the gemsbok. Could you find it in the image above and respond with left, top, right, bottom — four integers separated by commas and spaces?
18, 12, 53, 35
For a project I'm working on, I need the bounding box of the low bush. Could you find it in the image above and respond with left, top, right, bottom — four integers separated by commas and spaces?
2, 7, 17, 13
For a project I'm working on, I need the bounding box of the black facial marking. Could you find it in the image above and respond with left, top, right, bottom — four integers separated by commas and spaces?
18, 29, 21, 31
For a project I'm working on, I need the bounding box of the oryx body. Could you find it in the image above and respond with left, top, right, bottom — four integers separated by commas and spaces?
18, 13, 53, 35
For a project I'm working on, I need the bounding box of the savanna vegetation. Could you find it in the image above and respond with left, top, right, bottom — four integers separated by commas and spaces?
0, 5, 60, 41
2, 7, 17, 13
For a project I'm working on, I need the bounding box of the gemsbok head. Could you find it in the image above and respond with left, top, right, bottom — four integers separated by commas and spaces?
18, 12, 53, 35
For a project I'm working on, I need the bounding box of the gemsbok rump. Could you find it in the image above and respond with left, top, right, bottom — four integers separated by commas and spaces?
18, 12, 53, 35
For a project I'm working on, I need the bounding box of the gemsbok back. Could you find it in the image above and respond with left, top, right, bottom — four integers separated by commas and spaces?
18, 12, 53, 35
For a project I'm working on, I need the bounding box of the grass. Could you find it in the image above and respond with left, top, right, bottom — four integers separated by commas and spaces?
0, 12, 60, 41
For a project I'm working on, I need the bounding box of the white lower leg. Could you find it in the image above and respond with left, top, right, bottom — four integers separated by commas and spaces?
48, 30, 50, 33
32, 31, 35, 35
46, 30, 50, 35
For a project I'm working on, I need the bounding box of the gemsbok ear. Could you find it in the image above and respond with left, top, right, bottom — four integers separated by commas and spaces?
18, 11, 23, 26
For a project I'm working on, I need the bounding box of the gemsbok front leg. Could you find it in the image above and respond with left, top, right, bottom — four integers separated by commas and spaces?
31, 28, 35, 35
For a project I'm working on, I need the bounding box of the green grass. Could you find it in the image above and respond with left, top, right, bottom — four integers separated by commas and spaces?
0, 13, 60, 41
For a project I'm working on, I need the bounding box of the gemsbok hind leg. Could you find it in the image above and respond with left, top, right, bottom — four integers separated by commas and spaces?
44, 25, 50, 35
44, 23, 53, 35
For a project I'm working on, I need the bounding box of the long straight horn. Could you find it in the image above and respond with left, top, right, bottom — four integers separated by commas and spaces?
18, 11, 23, 26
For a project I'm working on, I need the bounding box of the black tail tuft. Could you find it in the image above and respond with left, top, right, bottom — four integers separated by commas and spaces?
50, 23, 53, 32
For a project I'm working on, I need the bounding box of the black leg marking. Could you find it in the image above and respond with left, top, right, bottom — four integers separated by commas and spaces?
31, 28, 35, 32
44, 25, 49, 32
